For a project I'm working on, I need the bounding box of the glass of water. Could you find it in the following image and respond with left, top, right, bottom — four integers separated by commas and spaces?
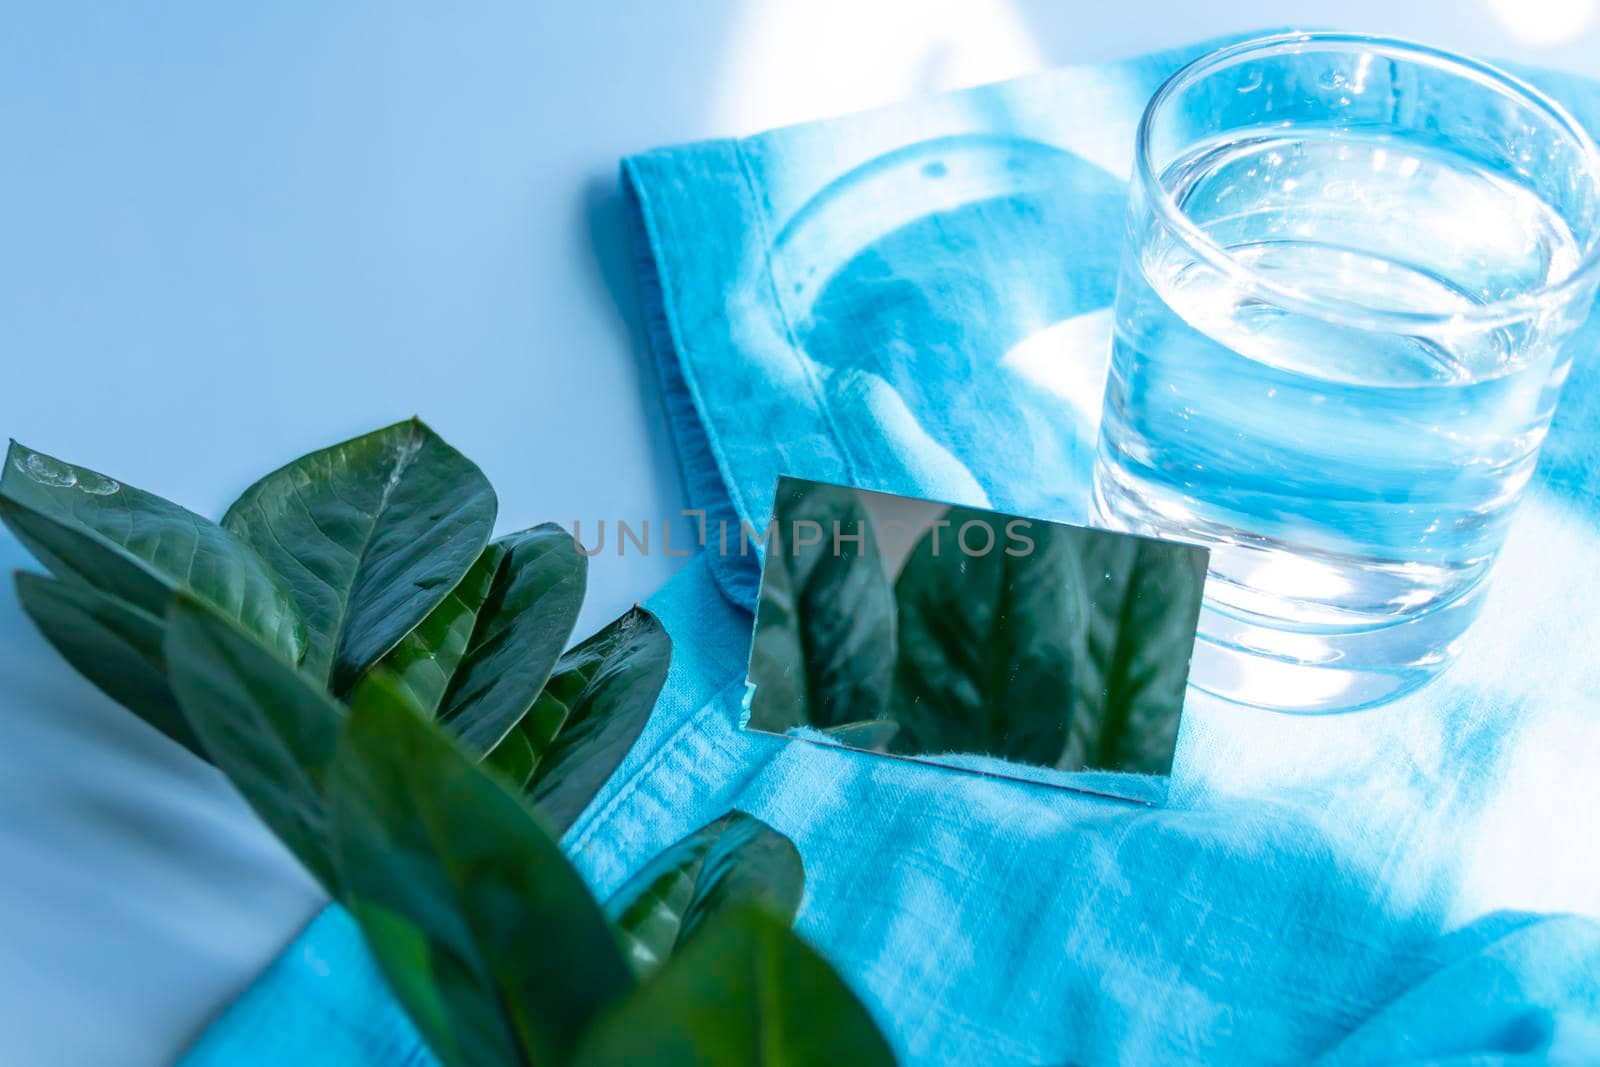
1094, 32, 1600, 712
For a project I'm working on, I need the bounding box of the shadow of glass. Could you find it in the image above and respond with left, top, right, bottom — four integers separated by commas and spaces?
769, 134, 1127, 519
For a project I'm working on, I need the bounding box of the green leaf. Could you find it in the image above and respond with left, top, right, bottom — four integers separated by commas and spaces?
480, 696, 565, 791
164, 595, 345, 891
818, 719, 900, 753
606, 812, 803, 978
0, 441, 306, 664
570, 907, 897, 1067
890, 508, 1205, 775
441, 524, 587, 754
746, 479, 895, 733
890, 506, 1086, 765
14, 571, 203, 756
521, 606, 671, 835
351, 542, 508, 717
1061, 533, 1207, 774
329, 678, 634, 1067
221, 418, 496, 692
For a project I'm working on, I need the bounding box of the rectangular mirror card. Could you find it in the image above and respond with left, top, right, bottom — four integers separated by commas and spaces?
742, 477, 1209, 803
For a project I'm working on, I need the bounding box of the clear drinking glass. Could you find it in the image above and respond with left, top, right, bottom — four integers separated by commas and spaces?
1093, 32, 1600, 711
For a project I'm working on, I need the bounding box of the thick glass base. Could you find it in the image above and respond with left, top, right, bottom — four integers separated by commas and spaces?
1186, 591, 1479, 712
1093, 466, 1485, 713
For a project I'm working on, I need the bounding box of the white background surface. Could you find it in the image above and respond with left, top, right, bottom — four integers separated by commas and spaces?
3, 2, 1599, 1063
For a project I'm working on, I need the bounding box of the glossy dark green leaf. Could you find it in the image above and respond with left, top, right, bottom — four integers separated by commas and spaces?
14, 571, 203, 756
1061, 534, 1207, 774
481, 696, 565, 791
891, 506, 1087, 764
606, 812, 803, 977
522, 606, 670, 835
819, 719, 900, 753
441, 524, 587, 754
221, 418, 496, 692
570, 907, 897, 1067
351, 542, 507, 717
890, 506, 1205, 776
164, 595, 345, 891
329, 680, 633, 1067
1, 440, 305, 664
746, 479, 894, 732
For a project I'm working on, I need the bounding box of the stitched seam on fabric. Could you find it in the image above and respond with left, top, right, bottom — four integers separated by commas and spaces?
623, 153, 757, 536
729, 139, 866, 494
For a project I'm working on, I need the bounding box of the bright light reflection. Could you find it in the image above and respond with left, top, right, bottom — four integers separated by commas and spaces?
1443, 492, 1600, 922
1000, 310, 1113, 436
1179, 491, 1600, 926
1244, 553, 1355, 600
1196, 642, 1356, 707
1486, 0, 1598, 46
711, 0, 1042, 134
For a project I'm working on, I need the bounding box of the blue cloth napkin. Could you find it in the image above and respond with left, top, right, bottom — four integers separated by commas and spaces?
184, 35, 1600, 1065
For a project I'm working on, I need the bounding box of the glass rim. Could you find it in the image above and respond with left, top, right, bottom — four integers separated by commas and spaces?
1135, 30, 1600, 331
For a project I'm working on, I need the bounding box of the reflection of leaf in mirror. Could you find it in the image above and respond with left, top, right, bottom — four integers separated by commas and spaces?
747, 480, 894, 732
891, 507, 1086, 765
1063, 534, 1206, 775
746, 478, 1204, 780
891, 505, 1204, 775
